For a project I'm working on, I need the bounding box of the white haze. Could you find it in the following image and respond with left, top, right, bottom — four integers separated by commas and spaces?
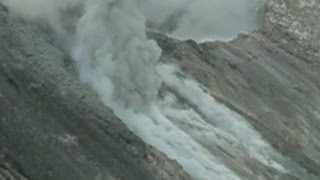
0, 0, 85, 40
2, 0, 265, 42
72, 0, 162, 111
1, 0, 301, 180
144, 0, 263, 42
70, 1, 241, 178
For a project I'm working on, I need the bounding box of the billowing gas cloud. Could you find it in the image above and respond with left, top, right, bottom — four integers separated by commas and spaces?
72, 0, 162, 111
1, 0, 162, 110
144, 0, 265, 41
1, 0, 266, 42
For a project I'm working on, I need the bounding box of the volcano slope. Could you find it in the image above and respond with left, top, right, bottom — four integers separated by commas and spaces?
0, 3, 190, 180
1, 0, 320, 179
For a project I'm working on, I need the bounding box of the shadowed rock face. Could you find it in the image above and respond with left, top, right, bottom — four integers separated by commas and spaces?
1, 0, 320, 180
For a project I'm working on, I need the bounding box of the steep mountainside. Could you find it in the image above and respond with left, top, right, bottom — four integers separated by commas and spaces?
0, 4, 189, 180
1, 0, 320, 179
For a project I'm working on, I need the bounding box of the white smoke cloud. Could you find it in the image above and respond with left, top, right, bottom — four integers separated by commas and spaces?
1, 0, 161, 110
144, 0, 263, 42
69, 2, 242, 179
72, 0, 162, 111
1, 0, 265, 43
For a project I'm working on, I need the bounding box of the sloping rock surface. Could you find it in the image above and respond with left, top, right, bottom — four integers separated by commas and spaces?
152, 0, 320, 179
1, 0, 320, 180
0, 4, 189, 180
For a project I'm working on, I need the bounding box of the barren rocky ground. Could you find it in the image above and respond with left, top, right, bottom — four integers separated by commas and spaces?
1, 0, 320, 179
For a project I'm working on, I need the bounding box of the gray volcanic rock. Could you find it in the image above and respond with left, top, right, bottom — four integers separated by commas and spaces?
151, 0, 320, 179
0, 4, 189, 180
1, 0, 320, 180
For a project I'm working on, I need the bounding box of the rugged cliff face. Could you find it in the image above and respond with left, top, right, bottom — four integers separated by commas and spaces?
1, 0, 320, 180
